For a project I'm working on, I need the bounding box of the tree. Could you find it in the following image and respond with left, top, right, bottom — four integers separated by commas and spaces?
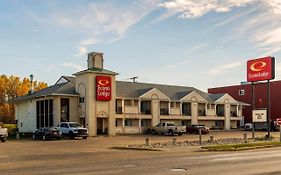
0, 75, 47, 123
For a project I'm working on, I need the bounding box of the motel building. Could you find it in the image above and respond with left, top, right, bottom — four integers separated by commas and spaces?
12, 52, 249, 136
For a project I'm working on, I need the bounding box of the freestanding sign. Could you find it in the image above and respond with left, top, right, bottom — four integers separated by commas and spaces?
247, 56, 275, 82
252, 110, 267, 122
96, 76, 111, 101
247, 56, 275, 139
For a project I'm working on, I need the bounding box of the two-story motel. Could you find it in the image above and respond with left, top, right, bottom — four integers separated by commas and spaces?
12, 52, 249, 136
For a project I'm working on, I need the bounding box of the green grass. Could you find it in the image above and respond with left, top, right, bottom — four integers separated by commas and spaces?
202, 142, 281, 151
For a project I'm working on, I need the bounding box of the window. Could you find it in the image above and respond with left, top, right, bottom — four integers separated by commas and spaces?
36, 99, 53, 128
125, 119, 133, 126
182, 102, 191, 116
239, 89, 245, 96
115, 99, 123, 114
141, 100, 151, 114
141, 120, 150, 127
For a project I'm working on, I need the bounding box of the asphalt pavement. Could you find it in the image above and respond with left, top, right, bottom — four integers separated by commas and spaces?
1, 131, 281, 175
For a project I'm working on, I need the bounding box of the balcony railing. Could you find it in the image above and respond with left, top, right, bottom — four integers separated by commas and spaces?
160, 108, 169, 115
198, 110, 206, 116
141, 109, 151, 115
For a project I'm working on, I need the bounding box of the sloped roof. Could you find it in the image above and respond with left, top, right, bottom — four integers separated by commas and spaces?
209, 93, 226, 102
11, 77, 249, 105
116, 81, 214, 102
10, 77, 78, 103
73, 68, 118, 76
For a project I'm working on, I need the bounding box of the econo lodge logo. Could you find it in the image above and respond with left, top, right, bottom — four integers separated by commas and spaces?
98, 79, 109, 86
249, 61, 267, 72
247, 57, 275, 82
96, 76, 111, 101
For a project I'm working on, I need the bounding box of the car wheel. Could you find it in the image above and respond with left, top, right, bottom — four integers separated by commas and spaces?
82, 136, 87, 139
168, 129, 173, 136
178, 133, 182, 136
69, 132, 75, 139
245, 126, 250, 130
1, 137, 6, 142
151, 130, 156, 135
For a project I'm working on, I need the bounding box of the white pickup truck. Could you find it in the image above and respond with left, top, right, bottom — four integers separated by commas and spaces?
57, 122, 88, 139
150, 122, 186, 136
0, 126, 8, 142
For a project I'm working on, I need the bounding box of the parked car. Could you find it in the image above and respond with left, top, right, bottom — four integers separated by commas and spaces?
32, 127, 62, 141
244, 123, 253, 131
244, 122, 278, 131
150, 122, 186, 136
0, 126, 8, 142
57, 122, 88, 139
186, 125, 210, 134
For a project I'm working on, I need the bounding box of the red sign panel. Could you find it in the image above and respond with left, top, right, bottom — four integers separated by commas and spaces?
247, 56, 275, 82
96, 76, 111, 101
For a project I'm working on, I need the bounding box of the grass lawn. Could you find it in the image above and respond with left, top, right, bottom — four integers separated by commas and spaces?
202, 141, 281, 151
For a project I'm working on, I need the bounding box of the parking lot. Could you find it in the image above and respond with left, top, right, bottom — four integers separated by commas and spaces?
1, 131, 281, 175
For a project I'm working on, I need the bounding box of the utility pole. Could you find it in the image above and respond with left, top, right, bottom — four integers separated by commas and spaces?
129, 76, 138, 83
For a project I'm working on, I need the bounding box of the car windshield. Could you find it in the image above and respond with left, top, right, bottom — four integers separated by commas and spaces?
197, 125, 205, 128
166, 123, 175, 126
69, 123, 81, 128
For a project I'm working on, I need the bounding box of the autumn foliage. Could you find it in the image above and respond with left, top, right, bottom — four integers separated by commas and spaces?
0, 75, 47, 124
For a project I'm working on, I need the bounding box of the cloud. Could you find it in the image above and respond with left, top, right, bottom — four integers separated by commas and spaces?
159, 0, 281, 55
75, 47, 87, 56
31, 1, 160, 47
207, 61, 242, 75
159, 0, 257, 19
62, 62, 83, 71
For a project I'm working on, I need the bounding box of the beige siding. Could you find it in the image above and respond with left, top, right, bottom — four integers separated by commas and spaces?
16, 101, 36, 133
124, 106, 138, 114
69, 97, 79, 122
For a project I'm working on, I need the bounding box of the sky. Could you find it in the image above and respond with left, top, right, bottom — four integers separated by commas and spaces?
1, 0, 281, 92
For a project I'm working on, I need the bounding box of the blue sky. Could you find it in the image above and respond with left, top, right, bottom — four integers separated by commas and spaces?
1, 0, 281, 91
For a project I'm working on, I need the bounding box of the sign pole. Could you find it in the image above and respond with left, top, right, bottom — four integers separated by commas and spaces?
252, 82, 255, 139
267, 80, 271, 139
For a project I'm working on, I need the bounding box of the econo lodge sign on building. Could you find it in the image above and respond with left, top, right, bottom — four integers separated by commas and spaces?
96, 76, 111, 101
247, 56, 275, 82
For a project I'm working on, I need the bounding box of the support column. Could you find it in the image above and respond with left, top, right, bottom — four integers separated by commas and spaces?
139, 119, 142, 134
224, 104, 231, 130
138, 100, 141, 114
122, 118, 125, 133
168, 101, 171, 115
121, 99, 125, 113
215, 104, 217, 116
205, 103, 208, 116
237, 105, 239, 117
191, 102, 198, 125
180, 102, 183, 115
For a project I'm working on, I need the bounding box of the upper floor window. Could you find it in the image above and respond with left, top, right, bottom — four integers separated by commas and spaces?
239, 89, 245, 96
